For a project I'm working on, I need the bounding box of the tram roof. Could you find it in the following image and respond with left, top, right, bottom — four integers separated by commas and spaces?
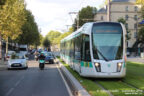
61, 22, 122, 43
61, 22, 93, 42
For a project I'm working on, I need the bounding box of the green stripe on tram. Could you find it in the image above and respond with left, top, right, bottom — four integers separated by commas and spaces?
62, 54, 93, 68
81, 61, 93, 68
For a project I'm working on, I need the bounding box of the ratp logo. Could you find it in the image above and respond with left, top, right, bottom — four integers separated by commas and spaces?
108, 64, 111, 67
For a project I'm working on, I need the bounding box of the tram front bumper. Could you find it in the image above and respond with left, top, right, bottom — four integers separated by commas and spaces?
80, 69, 126, 78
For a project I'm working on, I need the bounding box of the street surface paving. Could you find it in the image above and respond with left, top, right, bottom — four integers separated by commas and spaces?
0, 55, 70, 96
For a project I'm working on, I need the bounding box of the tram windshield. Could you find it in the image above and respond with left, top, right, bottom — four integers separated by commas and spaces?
92, 23, 123, 61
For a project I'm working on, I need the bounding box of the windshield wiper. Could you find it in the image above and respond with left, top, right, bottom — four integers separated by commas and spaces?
95, 47, 109, 61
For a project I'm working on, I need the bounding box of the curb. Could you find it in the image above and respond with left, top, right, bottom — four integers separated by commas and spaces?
57, 59, 90, 96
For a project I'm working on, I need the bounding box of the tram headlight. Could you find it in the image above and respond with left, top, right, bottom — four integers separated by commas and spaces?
94, 62, 101, 72
117, 62, 123, 72
95, 63, 99, 67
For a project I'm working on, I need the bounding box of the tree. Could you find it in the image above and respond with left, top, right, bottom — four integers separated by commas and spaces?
54, 27, 73, 49
73, 6, 97, 31
117, 17, 131, 40
17, 9, 40, 47
136, 0, 144, 5
138, 26, 144, 40
0, 0, 6, 6
135, 0, 144, 48
0, 0, 26, 54
42, 37, 50, 48
39, 34, 44, 46
46, 30, 61, 45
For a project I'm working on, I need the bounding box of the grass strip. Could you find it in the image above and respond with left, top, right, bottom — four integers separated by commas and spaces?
123, 62, 144, 90
95, 61, 144, 96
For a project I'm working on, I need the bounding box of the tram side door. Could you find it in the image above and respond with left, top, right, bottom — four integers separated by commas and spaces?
81, 35, 91, 68
74, 36, 82, 72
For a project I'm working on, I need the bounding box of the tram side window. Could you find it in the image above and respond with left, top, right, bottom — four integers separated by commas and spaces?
75, 37, 81, 60
70, 40, 74, 59
68, 40, 71, 57
66, 41, 69, 56
64, 42, 66, 55
82, 35, 91, 61
60, 43, 62, 54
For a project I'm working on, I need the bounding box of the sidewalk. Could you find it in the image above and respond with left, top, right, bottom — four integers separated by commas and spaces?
127, 57, 144, 64
0, 59, 7, 70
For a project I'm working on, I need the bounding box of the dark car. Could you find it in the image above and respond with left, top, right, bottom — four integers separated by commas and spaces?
44, 52, 55, 64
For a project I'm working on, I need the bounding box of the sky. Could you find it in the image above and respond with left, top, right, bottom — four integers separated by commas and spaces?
25, 0, 105, 36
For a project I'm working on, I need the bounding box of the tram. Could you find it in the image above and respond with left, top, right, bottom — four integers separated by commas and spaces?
60, 22, 126, 78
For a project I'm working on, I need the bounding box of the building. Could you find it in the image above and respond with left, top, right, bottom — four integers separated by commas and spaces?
94, 0, 142, 48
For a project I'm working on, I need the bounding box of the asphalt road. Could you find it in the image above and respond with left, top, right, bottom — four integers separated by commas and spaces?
0, 55, 70, 96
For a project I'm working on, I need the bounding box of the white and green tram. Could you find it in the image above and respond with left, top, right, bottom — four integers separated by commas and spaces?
60, 22, 126, 78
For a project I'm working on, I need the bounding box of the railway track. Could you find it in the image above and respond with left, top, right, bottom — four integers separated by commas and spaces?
90, 78, 144, 96
94, 80, 114, 96
121, 80, 144, 93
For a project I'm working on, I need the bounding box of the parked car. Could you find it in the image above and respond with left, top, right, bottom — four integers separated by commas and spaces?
44, 52, 55, 64
4, 51, 16, 61
7, 53, 28, 69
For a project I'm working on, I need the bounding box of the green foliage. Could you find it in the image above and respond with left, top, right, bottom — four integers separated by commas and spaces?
138, 26, 144, 41
46, 30, 61, 45
138, 4, 144, 43
0, 0, 26, 54
73, 6, 97, 31
117, 18, 126, 24
0, 0, 26, 40
43, 37, 50, 48
0, 0, 6, 6
136, 0, 144, 5
117, 18, 131, 40
17, 9, 40, 46
54, 28, 73, 48
141, 6, 144, 19
39, 34, 44, 46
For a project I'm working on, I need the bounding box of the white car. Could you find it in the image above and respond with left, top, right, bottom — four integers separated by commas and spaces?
7, 53, 28, 69
4, 51, 16, 61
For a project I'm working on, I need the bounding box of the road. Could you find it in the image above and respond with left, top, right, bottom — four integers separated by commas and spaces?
0, 55, 70, 96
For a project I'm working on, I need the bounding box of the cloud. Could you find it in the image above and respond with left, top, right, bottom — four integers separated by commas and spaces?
25, 0, 104, 36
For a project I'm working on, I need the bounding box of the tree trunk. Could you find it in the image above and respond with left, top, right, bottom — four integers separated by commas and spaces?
0, 35, 2, 60
6, 38, 8, 56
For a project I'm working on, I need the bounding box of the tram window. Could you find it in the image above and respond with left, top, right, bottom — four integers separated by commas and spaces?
82, 35, 91, 61
70, 39, 74, 59
64, 42, 65, 55
74, 36, 81, 60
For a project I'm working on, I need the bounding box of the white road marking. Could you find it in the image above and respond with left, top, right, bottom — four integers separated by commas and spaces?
15, 76, 25, 87
56, 64, 73, 96
6, 88, 14, 96
6, 76, 25, 96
